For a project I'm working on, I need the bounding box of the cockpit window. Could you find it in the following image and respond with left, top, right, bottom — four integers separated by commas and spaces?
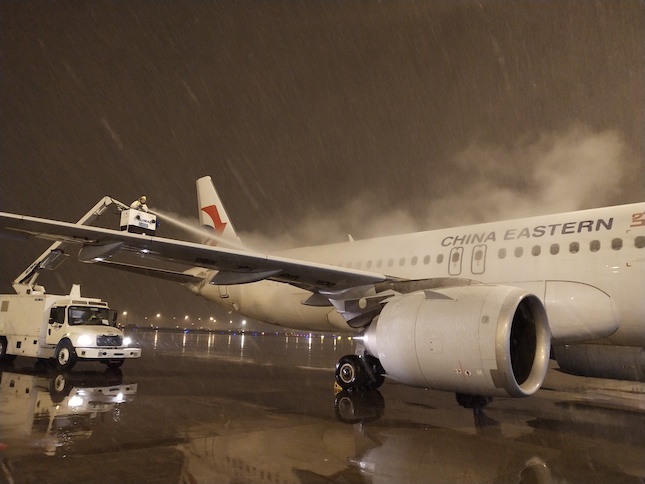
68, 306, 110, 326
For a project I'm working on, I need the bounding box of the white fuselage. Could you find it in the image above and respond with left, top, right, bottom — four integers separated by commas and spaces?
194, 203, 645, 346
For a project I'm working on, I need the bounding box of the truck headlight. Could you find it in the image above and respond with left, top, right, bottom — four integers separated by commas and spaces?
76, 334, 94, 346
122, 337, 132, 346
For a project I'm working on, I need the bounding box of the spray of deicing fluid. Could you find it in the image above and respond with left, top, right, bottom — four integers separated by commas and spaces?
152, 208, 247, 251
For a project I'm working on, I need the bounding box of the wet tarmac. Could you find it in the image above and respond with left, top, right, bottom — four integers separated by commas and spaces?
1, 329, 644, 484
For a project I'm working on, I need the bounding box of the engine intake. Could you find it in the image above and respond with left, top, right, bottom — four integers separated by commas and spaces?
362, 285, 550, 397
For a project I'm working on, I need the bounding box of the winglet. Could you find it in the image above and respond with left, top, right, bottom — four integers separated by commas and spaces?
196, 176, 244, 249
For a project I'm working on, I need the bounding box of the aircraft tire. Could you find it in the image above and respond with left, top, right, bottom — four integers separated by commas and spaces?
335, 355, 364, 391
455, 393, 493, 409
363, 354, 385, 389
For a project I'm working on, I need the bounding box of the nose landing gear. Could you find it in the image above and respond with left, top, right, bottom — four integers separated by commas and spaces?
335, 354, 385, 391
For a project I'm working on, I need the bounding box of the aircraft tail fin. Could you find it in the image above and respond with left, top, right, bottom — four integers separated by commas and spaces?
196, 176, 244, 249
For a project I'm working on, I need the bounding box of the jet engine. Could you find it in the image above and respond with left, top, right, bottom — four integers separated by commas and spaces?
362, 285, 551, 397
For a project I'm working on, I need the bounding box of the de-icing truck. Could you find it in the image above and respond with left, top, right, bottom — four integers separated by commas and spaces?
0, 196, 143, 370
0, 284, 140, 370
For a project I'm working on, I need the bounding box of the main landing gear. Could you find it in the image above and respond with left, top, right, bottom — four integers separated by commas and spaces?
335, 354, 385, 392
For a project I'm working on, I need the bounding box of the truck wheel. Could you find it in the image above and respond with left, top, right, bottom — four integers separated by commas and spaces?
105, 359, 124, 369
55, 340, 77, 371
50, 373, 73, 403
0, 337, 16, 363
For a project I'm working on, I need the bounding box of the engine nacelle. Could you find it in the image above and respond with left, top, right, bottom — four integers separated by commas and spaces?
552, 344, 645, 382
362, 285, 551, 397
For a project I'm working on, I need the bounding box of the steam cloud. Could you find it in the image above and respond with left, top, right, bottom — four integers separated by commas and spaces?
241, 126, 634, 251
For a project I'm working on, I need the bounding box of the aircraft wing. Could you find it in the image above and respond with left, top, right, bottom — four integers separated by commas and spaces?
0, 212, 387, 290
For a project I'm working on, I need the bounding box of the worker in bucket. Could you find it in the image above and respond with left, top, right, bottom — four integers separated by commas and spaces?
130, 195, 149, 212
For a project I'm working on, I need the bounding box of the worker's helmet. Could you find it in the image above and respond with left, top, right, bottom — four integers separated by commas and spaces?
140, 196, 147, 203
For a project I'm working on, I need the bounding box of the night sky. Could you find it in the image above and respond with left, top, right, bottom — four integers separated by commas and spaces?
1, 1, 643, 329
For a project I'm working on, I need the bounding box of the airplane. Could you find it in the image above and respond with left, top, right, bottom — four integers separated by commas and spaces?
0, 176, 643, 404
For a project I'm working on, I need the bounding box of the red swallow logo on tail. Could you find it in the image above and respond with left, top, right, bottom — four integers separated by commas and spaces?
201, 205, 227, 245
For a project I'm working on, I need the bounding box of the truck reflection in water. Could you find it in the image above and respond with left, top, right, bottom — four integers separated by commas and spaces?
0, 368, 137, 457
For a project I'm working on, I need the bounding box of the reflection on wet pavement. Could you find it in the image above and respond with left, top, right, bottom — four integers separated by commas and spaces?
1, 330, 644, 483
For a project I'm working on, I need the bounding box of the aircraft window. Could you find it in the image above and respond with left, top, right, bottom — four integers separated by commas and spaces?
636, 236, 645, 249
387, 258, 394, 267
356, 261, 362, 269
437, 254, 444, 264
514, 247, 523, 258
531, 245, 541, 256
423, 255, 431, 264
474, 249, 483, 261
451, 251, 460, 263
411, 256, 418, 265
569, 242, 579, 254
399, 257, 406, 266
347, 262, 352, 268
611, 238, 623, 250
377, 259, 383, 268
498, 248, 507, 259
590, 240, 600, 252
366, 260, 372, 269
550, 244, 560, 255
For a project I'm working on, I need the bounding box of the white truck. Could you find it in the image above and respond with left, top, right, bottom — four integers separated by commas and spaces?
1, 196, 142, 370
0, 284, 140, 370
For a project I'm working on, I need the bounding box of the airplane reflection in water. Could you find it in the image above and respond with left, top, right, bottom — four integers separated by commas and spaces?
175, 390, 645, 484
0, 367, 137, 459
131, 332, 644, 484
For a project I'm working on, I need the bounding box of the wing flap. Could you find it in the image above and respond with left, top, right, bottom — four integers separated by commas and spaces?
96, 260, 205, 284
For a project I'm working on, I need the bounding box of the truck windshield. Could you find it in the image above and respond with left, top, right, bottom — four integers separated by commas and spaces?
68, 306, 111, 326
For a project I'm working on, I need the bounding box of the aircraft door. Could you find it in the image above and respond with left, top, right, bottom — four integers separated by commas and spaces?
471, 244, 487, 275
448, 247, 464, 276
